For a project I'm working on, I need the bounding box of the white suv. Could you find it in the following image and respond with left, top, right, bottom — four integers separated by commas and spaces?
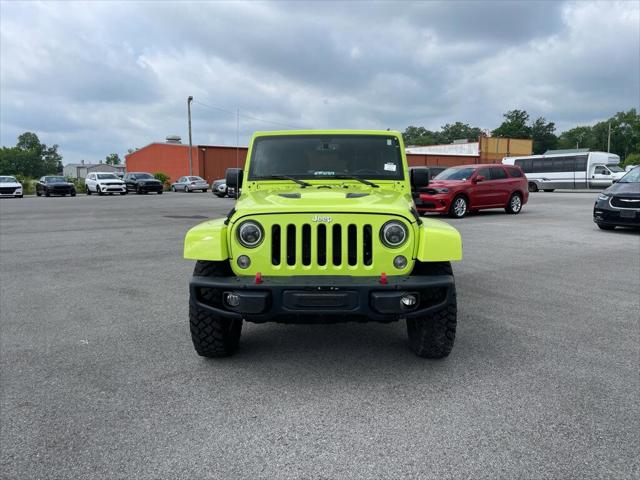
85, 173, 127, 195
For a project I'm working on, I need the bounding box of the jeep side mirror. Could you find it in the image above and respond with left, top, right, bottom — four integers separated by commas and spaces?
410, 167, 429, 190
226, 168, 243, 191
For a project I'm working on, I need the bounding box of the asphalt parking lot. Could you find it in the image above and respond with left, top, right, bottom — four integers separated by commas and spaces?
1, 192, 638, 479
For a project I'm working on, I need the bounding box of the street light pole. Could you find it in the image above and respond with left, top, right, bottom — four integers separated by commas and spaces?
187, 96, 193, 176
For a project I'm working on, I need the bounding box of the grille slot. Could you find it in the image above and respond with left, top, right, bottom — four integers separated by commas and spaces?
271, 225, 281, 265
317, 224, 327, 266
272, 222, 376, 268
286, 224, 296, 266
347, 224, 357, 266
332, 225, 342, 266
302, 224, 312, 266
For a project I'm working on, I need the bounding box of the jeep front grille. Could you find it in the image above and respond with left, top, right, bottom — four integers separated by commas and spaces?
271, 223, 374, 268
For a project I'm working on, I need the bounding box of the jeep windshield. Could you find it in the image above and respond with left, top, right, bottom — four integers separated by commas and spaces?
248, 135, 404, 181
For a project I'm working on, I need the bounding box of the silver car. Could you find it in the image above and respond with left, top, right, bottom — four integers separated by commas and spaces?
170, 176, 210, 192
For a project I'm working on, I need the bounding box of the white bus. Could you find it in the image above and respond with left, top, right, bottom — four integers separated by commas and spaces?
502, 151, 625, 192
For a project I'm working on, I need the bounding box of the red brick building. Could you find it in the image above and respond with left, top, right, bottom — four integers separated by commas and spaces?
125, 142, 248, 184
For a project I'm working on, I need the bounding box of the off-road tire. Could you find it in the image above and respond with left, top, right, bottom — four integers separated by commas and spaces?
505, 192, 523, 214
189, 261, 242, 358
406, 261, 457, 358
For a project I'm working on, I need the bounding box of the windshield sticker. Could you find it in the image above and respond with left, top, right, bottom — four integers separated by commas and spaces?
384, 163, 397, 172
313, 171, 335, 176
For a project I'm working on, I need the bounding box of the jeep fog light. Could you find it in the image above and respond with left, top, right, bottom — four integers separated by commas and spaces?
393, 255, 408, 269
380, 221, 408, 248
237, 221, 264, 247
401, 294, 417, 308
237, 255, 251, 269
225, 292, 240, 307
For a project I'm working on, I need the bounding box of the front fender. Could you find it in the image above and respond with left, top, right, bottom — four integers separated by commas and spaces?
415, 218, 462, 262
184, 218, 229, 261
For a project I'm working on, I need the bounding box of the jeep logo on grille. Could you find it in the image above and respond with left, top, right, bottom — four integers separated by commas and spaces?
312, 215, 332, 223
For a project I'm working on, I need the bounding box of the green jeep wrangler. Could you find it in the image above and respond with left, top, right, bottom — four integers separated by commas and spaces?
184, 130, 462, 358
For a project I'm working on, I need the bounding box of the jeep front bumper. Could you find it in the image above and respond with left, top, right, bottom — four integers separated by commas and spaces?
189, 274, 454, 323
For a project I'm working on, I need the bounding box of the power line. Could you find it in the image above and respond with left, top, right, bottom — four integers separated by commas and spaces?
194, 100, 305, 129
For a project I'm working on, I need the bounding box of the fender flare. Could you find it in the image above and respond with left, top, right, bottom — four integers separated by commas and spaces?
184, 218, 229, 261
414, 218, 462, 262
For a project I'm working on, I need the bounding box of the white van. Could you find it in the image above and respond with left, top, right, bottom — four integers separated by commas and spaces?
502, 151, 625, 192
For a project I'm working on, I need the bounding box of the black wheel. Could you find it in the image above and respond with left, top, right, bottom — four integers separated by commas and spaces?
120, 191, 127, 195
97, 186, 104, 196
505, 192, 523, 214
449, 196, 468, 218
86, 187, 92, 195
189, 261, 242, 358
36, 189, 42, 197
157, 190, 163, 195
16, 195, 23, 198
597, 223, 615, 231
45, 189, 50, 197
185, 186, 191, 193
137, 187, 143, 194
406, 262, 457, 358
543, 189, 555, 192
528, 182, 539, 192
70, 192, 76, 197
202, 189, 207, 193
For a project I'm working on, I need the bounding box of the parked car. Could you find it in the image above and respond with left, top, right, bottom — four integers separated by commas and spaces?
170, 176, 209, 192
85, 172, 127, 195
123, 172, 163, 194
593, 166, 640, 230
212, 179, 227, 197
415, 164, 528, 218
0, 176, 23, 198
36, 176, 76, 197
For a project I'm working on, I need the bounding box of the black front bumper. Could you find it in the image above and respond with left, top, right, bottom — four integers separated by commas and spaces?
189, 274, 454, 323
594, 204, 640, 228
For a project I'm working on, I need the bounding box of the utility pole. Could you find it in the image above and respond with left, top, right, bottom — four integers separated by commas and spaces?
188, 96, 193, 176
607, 121, 611, 153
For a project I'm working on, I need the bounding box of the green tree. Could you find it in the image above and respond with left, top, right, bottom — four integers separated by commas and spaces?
557, 125, 596, 150
105, 153, 121, 165
530, 117, 558, 154
402, 126, 442, 146
0, 132, 63, 177
491, 110, 531, 139
439, 122, 483, 143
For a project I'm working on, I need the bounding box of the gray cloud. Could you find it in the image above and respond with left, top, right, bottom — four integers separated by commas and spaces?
0, 0, 638, 163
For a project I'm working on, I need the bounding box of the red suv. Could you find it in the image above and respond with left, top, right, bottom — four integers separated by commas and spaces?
415, 164, 529, 218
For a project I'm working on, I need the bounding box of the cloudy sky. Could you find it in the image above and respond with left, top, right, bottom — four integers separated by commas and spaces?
1, 1, 638, 164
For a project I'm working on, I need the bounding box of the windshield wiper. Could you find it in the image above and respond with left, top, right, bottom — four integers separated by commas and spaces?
329, 175, 379, 188
263, 175, 312, 188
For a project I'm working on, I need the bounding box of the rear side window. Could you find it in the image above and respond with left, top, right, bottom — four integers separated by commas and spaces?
490, 167, 508, 179
506, 167, 523, 177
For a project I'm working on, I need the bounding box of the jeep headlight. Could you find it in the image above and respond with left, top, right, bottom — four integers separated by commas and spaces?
237, 221, 264, 248
380, 220, 408, 248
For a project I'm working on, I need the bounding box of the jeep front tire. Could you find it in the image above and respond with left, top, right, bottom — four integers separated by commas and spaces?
189, 260, 242, 357
406, 262, 457, 358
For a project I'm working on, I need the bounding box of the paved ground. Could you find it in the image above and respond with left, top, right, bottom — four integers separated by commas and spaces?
1, 192, 638, 479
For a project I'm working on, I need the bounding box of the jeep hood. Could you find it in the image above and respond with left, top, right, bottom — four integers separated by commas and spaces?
233, 188, 416, 220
